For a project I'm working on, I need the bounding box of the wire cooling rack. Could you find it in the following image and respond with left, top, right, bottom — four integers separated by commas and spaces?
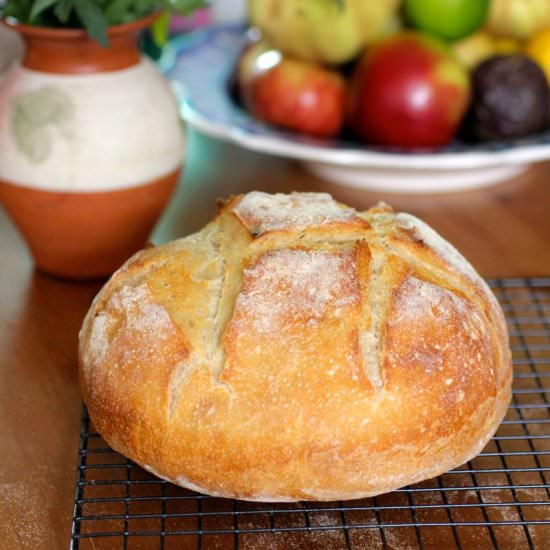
70, 278, 550, 549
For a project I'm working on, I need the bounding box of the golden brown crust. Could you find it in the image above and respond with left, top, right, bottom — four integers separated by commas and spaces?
79, 191, 512, 502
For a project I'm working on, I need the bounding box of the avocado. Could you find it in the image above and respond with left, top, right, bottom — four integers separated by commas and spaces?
462, 54, 550, 141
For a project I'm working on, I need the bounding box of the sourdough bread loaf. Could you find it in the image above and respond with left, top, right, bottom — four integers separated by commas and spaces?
79, 192, 512, 502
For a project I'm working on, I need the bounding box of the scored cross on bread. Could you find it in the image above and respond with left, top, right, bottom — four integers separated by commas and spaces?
79, 191, 511, 502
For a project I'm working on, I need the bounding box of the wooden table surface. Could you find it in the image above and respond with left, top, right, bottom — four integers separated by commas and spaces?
1, 129, 550, 549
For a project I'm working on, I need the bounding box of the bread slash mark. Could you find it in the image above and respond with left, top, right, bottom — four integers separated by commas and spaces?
358, 244, 390, 391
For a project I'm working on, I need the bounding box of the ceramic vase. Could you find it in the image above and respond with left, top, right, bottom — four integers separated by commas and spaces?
0, 15, 185, 279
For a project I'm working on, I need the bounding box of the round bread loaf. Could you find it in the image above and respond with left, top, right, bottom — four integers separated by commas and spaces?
79, 192, 512, 502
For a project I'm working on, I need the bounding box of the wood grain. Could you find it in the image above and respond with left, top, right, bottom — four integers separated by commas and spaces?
0, 129, 549, 548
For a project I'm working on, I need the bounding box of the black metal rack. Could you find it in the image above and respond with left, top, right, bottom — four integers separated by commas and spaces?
70, 278, 550, 549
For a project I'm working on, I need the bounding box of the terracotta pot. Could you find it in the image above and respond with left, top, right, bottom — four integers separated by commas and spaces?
0, 15, 185, 279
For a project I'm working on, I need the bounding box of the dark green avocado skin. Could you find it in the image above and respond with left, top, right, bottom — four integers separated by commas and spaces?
462, 54, 550, 142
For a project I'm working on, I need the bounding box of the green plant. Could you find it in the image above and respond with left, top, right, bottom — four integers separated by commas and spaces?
1, 0, 207, 46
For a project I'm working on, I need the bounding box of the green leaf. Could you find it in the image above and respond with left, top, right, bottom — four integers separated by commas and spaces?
0, 0, 209, 39
164, 0, 207, 16
54, 0, 75, 23
74, 0, 109, 46
2, 0, 33, 22
29, 0, 59, 21
133, 0, 156, 18
151, 11, 169, 46
104, 0, 134, 23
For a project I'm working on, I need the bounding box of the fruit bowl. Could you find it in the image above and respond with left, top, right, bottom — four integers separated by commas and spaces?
161, 25, 550, 193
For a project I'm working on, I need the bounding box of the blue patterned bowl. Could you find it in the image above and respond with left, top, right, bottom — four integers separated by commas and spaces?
161, 25, 550, 193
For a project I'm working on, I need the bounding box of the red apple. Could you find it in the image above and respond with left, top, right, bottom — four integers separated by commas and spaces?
348, 31, 471, 148
238, 44, 346, 138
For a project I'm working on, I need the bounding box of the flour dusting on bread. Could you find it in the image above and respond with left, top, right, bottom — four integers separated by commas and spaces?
233, 191, 355, 235
392, 276, 465, 323
232, 248, 359, 334
110, 284, 174, 335
84, 283, 175, 369
395, 213, 480, 283
83, 313, 113, 368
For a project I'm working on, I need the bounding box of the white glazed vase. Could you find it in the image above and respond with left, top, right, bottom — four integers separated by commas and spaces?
0, 15, 185, 278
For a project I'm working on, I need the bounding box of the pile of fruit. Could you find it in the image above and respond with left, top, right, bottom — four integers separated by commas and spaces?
234, 0, 550, 149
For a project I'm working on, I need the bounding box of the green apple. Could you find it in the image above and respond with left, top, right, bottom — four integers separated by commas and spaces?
404, 0, 490, 41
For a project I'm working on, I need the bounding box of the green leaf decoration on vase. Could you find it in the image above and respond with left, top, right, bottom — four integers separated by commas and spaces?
10, 86, 75, 163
